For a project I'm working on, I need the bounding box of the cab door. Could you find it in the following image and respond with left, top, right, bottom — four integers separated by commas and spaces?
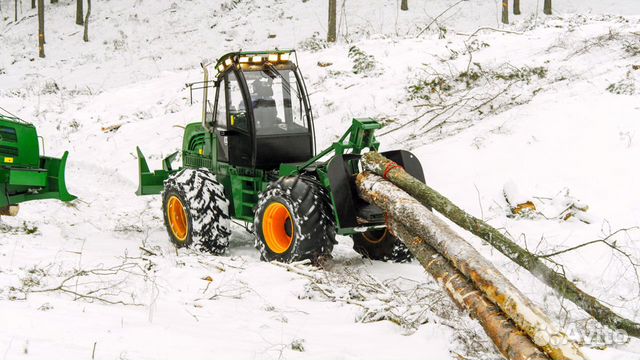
224, 71, 253, 167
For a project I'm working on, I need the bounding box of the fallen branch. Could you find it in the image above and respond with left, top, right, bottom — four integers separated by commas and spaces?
272, 261, 454, 336
361, 151, 640, 338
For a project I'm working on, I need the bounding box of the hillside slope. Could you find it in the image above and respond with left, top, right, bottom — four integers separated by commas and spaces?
1, 1, 639, 359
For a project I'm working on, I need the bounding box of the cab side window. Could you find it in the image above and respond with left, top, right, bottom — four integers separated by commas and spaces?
215, 85, 226, 130
226, 72, 249, 132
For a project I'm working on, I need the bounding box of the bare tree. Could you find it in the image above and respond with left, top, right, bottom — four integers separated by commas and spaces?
31, 0, 35, 9
75, 0, 83, 25
401, 0, 408, 11
544, 0, 552, 15
37, 0, 44, 58
513, 0, 520, 15
83, 0, 91, 42
327, 0, 336, 42
501, 0, 508, 24
14, 0, 17, 21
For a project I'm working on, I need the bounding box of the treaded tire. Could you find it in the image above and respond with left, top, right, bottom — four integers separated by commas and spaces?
352, 229, 412, 263
162, 168, 231, 254
254, 175, 336, 263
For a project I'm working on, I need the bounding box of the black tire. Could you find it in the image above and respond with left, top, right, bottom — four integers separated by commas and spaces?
254, 175, 336, 263
162, 168, 231, 254
352, 229, 412, 263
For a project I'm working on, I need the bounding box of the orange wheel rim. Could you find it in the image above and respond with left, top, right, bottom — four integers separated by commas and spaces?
167, 196, 189, 241
363, 229, 387, 244
262, 202, 294, 254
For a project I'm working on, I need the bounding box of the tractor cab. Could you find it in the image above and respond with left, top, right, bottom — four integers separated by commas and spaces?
202, 50, 314, 169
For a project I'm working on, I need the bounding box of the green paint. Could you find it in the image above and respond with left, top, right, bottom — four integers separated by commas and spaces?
0, 115, 76, 210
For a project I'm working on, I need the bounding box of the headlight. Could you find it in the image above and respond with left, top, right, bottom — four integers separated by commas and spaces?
268, 54, 279, 62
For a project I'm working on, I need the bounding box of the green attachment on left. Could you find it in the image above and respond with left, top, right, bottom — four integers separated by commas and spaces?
0, 114, 77, 211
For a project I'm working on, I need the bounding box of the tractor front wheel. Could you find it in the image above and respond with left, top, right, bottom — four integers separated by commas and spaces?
162, 168, 231, 254
352, 229, 412, 262
254, 176, 336, 263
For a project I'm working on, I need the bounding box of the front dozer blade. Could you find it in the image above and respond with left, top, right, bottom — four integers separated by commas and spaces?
136, 147, 176, 195
40, 151, 77, 202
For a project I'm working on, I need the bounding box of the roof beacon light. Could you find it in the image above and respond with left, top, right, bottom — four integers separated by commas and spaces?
239, 56, 250, 63
224, 58, 233, 66
279, 53, 290, 62
251, 56, 263, 63
217, 64, 225, 72
267, 54, 279, 62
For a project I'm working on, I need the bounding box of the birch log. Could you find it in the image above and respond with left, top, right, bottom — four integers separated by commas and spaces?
356, 172, 585, 360
391, 221, 549, 360
361, 151, 640, 338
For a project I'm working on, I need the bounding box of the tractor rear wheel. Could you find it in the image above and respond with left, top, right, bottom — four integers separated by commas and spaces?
162, 168, 231, 254
352, 229, 412, 262
254, 176, 336, 263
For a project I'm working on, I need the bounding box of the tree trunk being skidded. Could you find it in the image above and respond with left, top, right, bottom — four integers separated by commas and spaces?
391, 221, 549, 360
356, 171, 585, 360
360, 151, 640, 339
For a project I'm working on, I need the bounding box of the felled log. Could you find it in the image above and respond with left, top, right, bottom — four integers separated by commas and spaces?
391, 221, 550, 360
0, 205, 19, 216
362, 151, 640, 338
356, 172, 585, 360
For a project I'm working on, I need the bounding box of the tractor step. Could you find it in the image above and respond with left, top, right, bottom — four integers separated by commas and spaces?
230, 175, 261, 221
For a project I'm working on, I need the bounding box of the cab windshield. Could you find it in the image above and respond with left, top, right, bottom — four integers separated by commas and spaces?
242, 69, 308, 136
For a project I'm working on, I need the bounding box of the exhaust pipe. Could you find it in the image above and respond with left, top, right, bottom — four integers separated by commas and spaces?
0, 205, 19, 216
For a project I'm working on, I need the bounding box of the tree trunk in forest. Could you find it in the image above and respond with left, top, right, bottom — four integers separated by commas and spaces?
14, 0, 17, 21
356, 172, 585, 360
401, 0, 408, 11
31, 0, 35, 9
391, 221, 550, 360
75, 0, 83, 25
544, 0, 552, 15
50, 0, 57, 3
513, 0, 521, 15
83, 0, 90, 42
360, 151, 640, 339
37, 0, 44, 58
502, 0, 509, 24
327, 0, 336, 42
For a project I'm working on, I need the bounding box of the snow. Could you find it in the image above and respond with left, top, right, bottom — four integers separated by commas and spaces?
1, 0, 640, 359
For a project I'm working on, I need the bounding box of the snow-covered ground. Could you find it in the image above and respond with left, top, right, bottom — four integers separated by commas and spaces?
1, 0, 640, 359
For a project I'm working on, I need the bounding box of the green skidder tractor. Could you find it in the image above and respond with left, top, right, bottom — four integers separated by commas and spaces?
0, 111, 76, 217
136, 50, 425, 263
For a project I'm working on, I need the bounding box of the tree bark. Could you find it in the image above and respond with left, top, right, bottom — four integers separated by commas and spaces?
361, 151, 640, 338
401, 0, 408, 11
391, 221, 550, 360
513, 0, 521, 15
502, 0, 509, 24
327, 0, 336, 42
543, 0, 552, 15
357, 172, 585, 360
37, 0, 44, 58
75, 0, 83, 25
83, 0, 91, 42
